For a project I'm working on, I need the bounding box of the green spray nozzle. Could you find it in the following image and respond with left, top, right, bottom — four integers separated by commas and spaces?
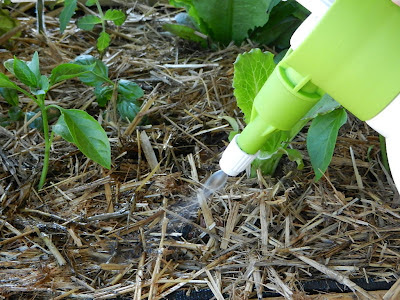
220, 0, 400, 180
237, 62, 324, 155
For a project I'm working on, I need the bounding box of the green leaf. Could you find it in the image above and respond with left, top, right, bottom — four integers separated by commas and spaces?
77, 15, 102, 30
163, 23, 208, 47
31, 75, 50, 95
104, 9, 126, 26
252, 152, 283, 176
220, 116, 239, 132
118, 79, 144, 100
258, 130, 290, 159
85, 0, 97, 6
8, 106, 23, 121
0, 73, 19, 90
60, 109, 111, 168
4, 59, 14, 74
94, 85, 113, 107
304, 94, 341, 120
27, 51, 41, 82
251, 0, 305, 48
233, 49, 276, 123
0, 73, 29, 96
192, 0, 272, 45
307, 108, 347, 181
53, 114, 74, 143
274, 49, 288, 64
38, 75, 49, 92
283, 148, 304, 170
115, 80, 143, 120
117, 98, 141, 122
13, 57, 38, 88
49, 63, 92, 86
73, 55, 109, 86
221, 116, 239, 141
169, 0, 209, 34
97, 31, 111, 52
0, 87, 19, 106
60, 0, 77, 33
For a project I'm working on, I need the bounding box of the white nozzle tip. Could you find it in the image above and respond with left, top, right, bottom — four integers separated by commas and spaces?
219, 134, 258, 177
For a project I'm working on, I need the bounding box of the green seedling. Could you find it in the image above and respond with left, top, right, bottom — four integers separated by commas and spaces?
232, 49, 346, 178
0, 52, 111, 189
60, 0, 126, 53
72, 55, 144, 122
166, 0, 308, 48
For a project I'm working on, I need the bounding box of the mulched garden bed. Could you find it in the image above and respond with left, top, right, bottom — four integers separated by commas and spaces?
1, 2, 399, 299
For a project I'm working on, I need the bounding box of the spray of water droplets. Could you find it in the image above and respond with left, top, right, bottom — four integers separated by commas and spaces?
166, 170, 228, 235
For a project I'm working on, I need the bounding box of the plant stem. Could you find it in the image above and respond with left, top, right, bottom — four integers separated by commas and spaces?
95, 0, 106, 30
38, 100, 52, 190
379, 134, 390, 173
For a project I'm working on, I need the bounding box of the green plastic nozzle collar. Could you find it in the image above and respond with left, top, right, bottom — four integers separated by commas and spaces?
237, 63, 323, 155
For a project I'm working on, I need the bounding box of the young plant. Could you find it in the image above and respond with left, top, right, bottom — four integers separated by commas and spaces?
232, 48, 347, 179
72, 55, 144, 122
0, 52, 111, 189
59, 0, 126, 53
165, 0, 308, 48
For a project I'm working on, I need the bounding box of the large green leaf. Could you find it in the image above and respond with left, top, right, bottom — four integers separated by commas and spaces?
192, 0, 272, 45
59, 0, 77, 33
60, 109, 111, 169
233, 48, 275, 123
49, 63, 92, 86
307, 108, 347, 181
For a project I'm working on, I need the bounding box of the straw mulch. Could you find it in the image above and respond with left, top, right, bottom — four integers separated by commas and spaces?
1, 2, 400, 300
